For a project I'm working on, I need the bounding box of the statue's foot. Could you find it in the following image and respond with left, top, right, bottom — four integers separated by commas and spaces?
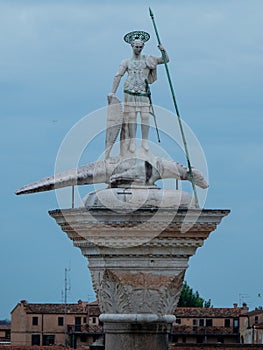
141, 140, 149, 151
129, 140, 136, 153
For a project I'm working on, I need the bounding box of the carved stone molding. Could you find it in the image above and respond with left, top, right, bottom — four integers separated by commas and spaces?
49, 208, 230, 249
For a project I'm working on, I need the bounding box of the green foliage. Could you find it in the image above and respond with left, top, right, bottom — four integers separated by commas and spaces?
178, 282, 212, 308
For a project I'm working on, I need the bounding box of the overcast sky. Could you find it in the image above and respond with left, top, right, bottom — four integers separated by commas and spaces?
1, 0, 263, 319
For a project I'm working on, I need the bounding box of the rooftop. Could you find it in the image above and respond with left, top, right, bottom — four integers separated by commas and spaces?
174, 307, 242, 318
14, 300, 100, 315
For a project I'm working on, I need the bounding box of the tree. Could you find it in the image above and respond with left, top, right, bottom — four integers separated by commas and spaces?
178, 282, 212, 308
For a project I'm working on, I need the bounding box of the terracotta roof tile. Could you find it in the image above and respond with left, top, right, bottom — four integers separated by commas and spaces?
173, 325, 238, 335
22, 302, 87, 314
174, 307, 241, 318
242, 309, 263, 317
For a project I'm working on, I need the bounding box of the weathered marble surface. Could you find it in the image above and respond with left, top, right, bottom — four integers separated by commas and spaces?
105, 95, 123, 159
49, 208, 230, 314
16, 154, 208, 195
82, 187, 195, 210
100, 314, 174, 350
49, 207, 230, 350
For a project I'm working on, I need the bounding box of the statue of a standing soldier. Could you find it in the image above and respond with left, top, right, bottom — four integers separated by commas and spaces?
108, 31, 169, 154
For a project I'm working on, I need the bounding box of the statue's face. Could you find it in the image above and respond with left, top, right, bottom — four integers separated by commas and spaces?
131, 40, 144, 55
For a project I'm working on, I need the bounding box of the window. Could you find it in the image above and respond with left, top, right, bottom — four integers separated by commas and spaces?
58, 317, 64, 326
206, 319, 213, 327
193, 319, 198, 331
217, 336, 224, 343
31, 334, 40, 346
172, 334, 178, 343
170, 335, 178, 343
233, 318, 239, 333
92, 317, 97, 324
32, 317, 38, 326
255, 316, 259, 324
196, 335, 204, 343
225, 319, 231, 327
43, 334, 55, 346
80, 334, 87, 342
5, 330, 11, 339
199, 319, 204, 326
83, 317, 86, 324
175, 318, 181, 324
75, 317, 81, 331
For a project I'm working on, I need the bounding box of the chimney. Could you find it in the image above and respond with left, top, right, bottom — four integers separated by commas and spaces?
242, 303, 249, 311
233, 303, 238, 308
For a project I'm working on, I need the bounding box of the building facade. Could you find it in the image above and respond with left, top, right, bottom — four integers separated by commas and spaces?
171, 304, 248, 344
10, 300, 263, 348
11, 300, 102, 348
240, 309, 263, 344
0, 324, 11, 345
171, 304, 263, 345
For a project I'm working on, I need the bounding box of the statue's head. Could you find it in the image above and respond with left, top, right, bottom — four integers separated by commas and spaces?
131, 39, 144, 55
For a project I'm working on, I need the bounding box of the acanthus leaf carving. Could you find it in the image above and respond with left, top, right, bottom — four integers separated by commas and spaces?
99, 269, 132, 313
158, 271, 185, 315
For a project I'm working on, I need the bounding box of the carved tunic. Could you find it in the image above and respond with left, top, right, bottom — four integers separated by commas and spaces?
115, 55, 159, 113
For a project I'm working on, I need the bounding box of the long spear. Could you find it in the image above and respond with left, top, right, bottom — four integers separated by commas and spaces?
145, 79, 161, 143
149, 7, 199, 207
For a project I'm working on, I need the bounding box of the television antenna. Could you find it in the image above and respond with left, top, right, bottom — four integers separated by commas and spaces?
64, 267, 71, 346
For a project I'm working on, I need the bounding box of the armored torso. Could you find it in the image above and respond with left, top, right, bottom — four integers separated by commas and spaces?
124, 55, 150, 93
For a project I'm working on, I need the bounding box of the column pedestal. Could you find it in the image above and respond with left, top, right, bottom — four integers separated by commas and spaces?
49, 207, 230, 350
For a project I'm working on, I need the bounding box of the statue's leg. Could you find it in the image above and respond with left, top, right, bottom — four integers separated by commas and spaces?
141, 112, 149, 151
128, 112, 137, 153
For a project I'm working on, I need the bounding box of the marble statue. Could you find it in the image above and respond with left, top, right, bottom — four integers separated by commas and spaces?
107, 31, 169, 155
16, 30, 208, 207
